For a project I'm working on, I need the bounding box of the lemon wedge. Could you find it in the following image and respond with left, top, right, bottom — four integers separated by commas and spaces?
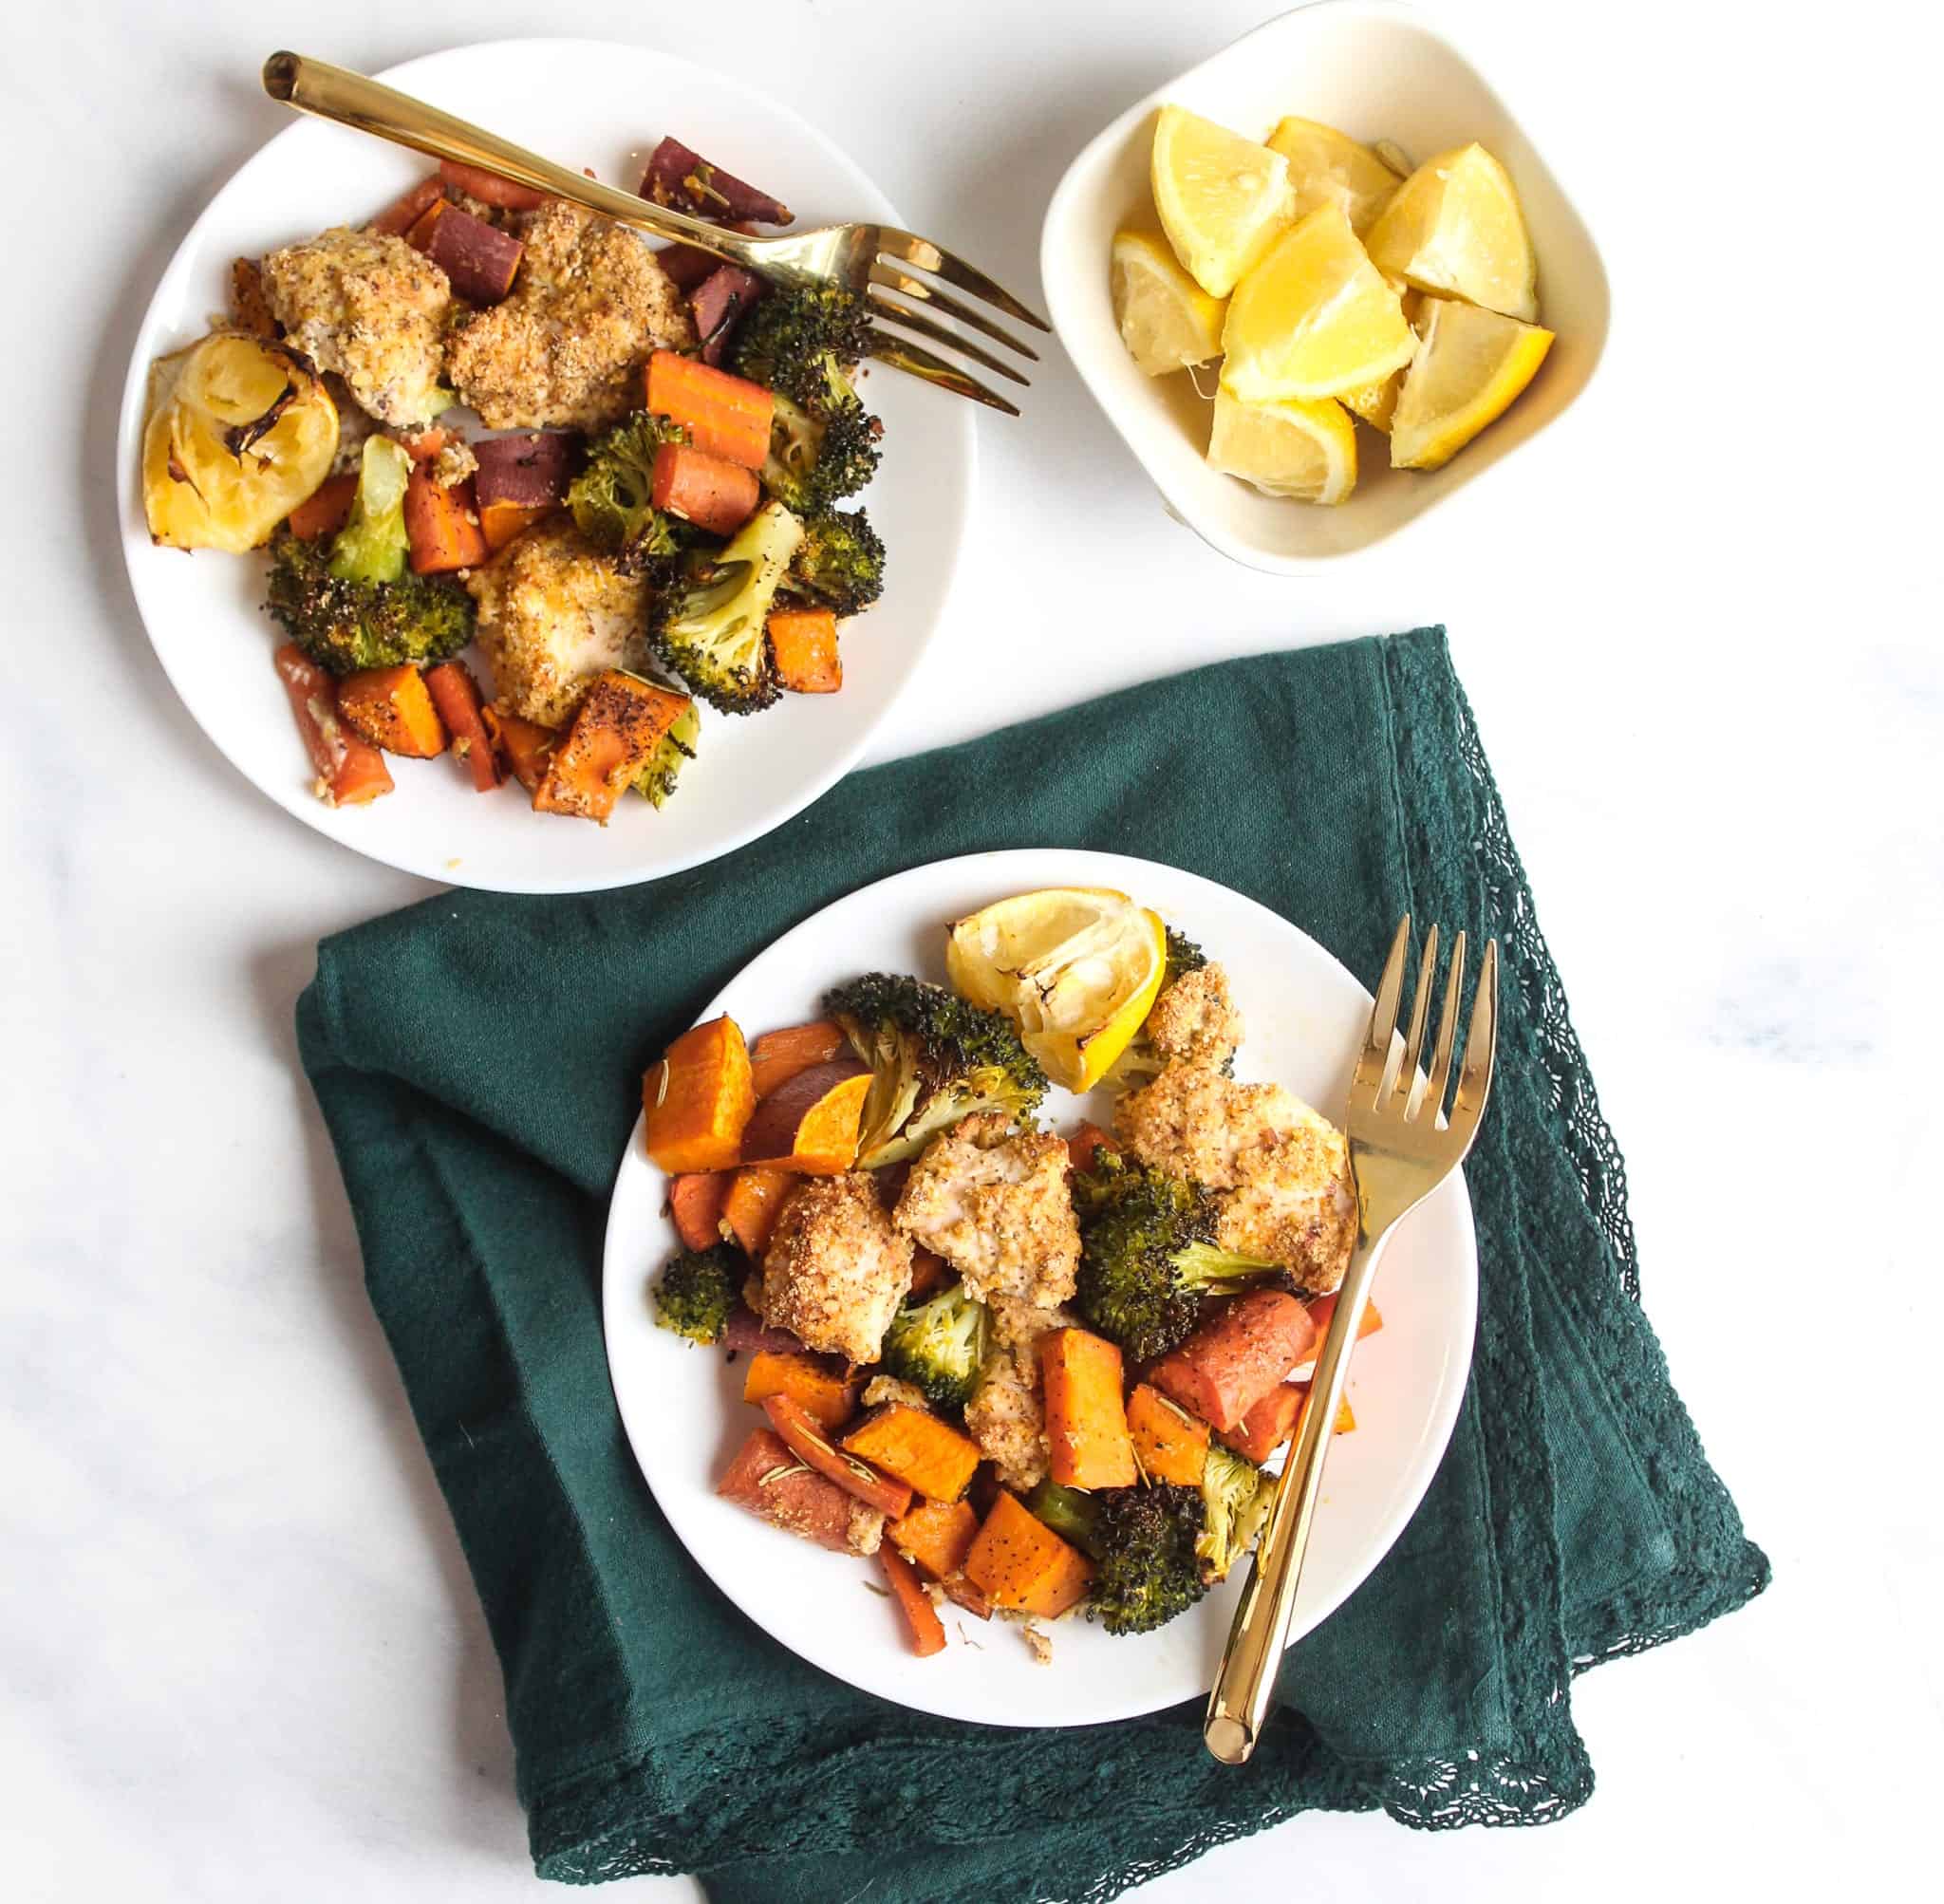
1111, 229, 1225, 376
1264, 117, 1402, 234
1390, 297, 1554, 470
946, 888, 1168, 1092
1150, 104, 1295, 299
1364, 142, 1538, 322
142, 331, 338, 552
1220, 202, 1415, 401
1207, 386, 1356, 503
1340, 373, 1401, 433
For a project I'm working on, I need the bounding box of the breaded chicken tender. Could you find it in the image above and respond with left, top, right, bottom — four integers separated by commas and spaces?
760, 1173, 913, 1366
1115, 1063, 1355, 1294
465, 517, 651, 728
261, 227, 451, 427
1146, 962, 1244, 1071
894, 1114, 1080, 1310
961, 1298, 1076, 1492
444, 201, 696, 430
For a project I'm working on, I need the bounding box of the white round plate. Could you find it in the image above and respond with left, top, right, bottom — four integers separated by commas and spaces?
115, 40, 974, 894
604, 849, 1477, 1727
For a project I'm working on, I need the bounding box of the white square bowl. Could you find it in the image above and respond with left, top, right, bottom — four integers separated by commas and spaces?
1040, 0, 1610, 573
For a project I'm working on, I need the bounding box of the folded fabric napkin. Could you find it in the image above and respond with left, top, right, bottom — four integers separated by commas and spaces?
297, 629, 1767, 1900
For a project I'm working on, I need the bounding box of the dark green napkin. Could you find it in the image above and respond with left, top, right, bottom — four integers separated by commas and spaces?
296, 629, 1767, 1899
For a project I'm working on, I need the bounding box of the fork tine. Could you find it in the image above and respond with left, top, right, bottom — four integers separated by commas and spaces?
1393, 924, 1438, 1108
1449, 940, 1499, 1129
864, 331, 1021, 416
866, 293, 1031, 385
869, 263, 1039, 360
873, 228, 1051, 331
1355, 915, 1411, 1100
1422, 930, 1467, 1119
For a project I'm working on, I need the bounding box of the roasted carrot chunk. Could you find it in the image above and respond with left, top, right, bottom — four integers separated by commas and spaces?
719, 1166, 794, 1256
272, 644, 393, 808
645, 1015, 756, 1174
651, 442, 760, 534
368, 176, 444, 236
285, 472, 358, 541
1066, 1121, 1118, 1174
336, 664, 446, 758
403, 465, 488, 574
438, 159, 549, 210
645, 350, 773, 469
762, 1394, 912, 1519
768, 607, 841, 694
668, 1171, 733, 1252
1302, 1291, 1382, 1351
478, 705, 557, 793
878, 1541, 947, 1657
423, 662, 503, 792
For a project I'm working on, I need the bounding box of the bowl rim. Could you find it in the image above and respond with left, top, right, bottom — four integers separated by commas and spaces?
1038, 0, 1609, 575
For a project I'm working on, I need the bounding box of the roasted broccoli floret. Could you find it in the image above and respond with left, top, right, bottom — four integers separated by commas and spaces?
788, 508, 886, 616
265, 438, 474, 675
823, 972, 1048, 1167
880, 1279, 991, 1411
1164, 927, 1207, 986
569, 411, 690, 568
632, 697, 701, 806
648, 500, 804, 714
1198, 1444, 1274, 1583
726, 284, 875, 416
760, 391, 883, 513
1074, 1151, 1288, 1363
652, 1243, 740, 1345
1087, 1484, 1209, 1634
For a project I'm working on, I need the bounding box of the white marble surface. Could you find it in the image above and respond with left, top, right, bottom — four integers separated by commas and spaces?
3, 1, 1935, 1897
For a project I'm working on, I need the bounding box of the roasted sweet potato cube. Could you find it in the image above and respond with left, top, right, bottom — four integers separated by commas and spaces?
644, 1015, 756, 1174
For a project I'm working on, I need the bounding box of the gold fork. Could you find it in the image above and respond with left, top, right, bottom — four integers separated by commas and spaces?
261, 53, 1047, 416
1204, 917, 1500, 1764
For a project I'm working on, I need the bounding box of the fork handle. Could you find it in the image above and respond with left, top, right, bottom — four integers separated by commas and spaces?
1203, 1227, 1391, 1764
261, 52, 752, 265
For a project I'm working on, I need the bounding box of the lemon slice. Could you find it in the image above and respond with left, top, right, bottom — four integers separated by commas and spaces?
1364, 142, 1538, 322
1264, 117, 1402, 234
1340, 372, 1401, 433
1111, 229, 1225, 376
1220, 203, 1415, 401
1150, 104, 1295, 298
946, 888, 1168, 1092
142, 332, 338, 552
1207, 386, 1356, 503
1390, 297, 1554, 470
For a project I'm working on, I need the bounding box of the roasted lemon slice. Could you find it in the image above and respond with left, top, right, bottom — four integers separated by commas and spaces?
1390, 297, 1554, 470
1265, 117, 1403, 234
1364, 142, 1538, 322
1207, 386, 1356, 503
946, 888, 1168, 1092
142, 331, 338, 553
1220, 202, 1415, 401
1150, 104, 1294, 299
1112, 229, 1226, 376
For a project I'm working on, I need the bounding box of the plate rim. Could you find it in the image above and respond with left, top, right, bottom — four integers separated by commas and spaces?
601, 847, 1478, 1726
114, 36, 976, 895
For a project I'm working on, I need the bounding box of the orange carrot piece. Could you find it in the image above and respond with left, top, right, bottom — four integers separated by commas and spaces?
651, 442, 760, 535
1039, 1328, 1137, 1489
478, 705, 557, 793
534, 672, 690, 822
1066, 1122, 1118, 1174
423, 662, 504, 792
438, 159, 549, 210
272, 645, 394, 808
645, 350, 773, 469
720, 1166, 794, 1256
404, 466, 488, 574
888, 1499, 980, 1579
370, 176, 444, 236
963, 1490, 1094, 1616
668, 1171, 733, 1252
768, 607, 841, 694
478, 497, 552, 553
750, 1020, 850, 1098
878, 1541, 948, 1657
286, 473, 357, 541
763, 1394, 913, 1519
741, 1350, 858, 1431
1303, 1292, 1382, 1350
336, 664, 447, 758
841, 1404, 981, 1504
645, 1016, 757, 1174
